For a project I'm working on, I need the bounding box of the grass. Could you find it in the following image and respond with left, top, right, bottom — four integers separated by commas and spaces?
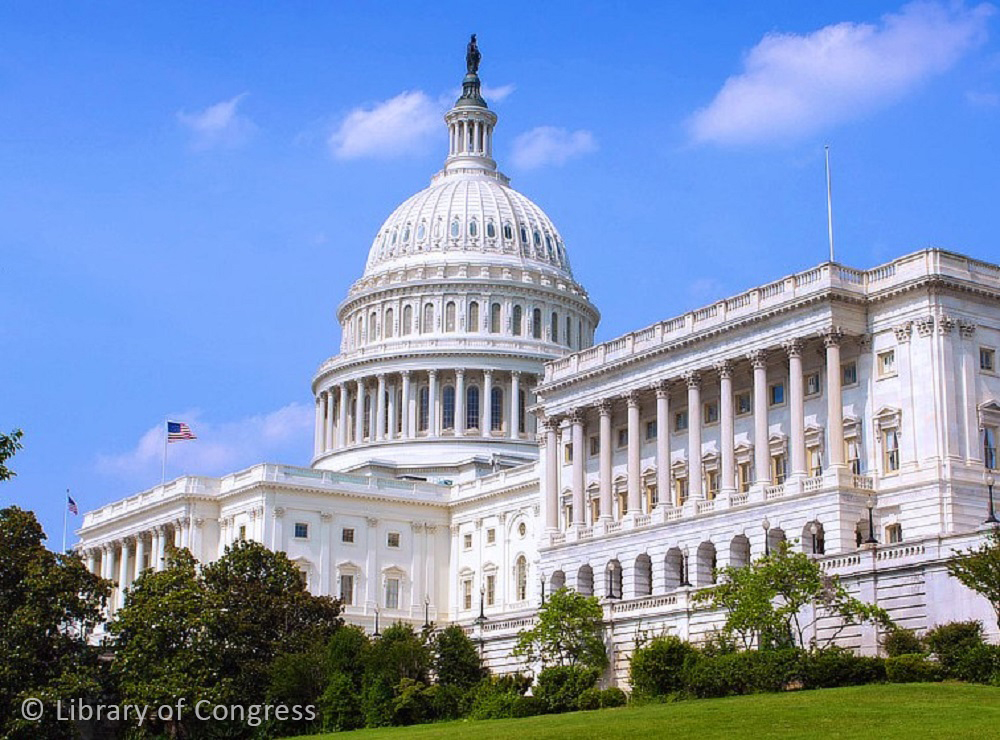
295, 683, 1000, 739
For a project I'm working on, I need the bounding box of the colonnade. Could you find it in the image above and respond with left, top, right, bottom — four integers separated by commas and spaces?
314, 369, 537, 455
544, 333, 847, 531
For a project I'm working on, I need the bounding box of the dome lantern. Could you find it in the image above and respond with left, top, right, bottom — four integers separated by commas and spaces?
444, 34, 498, 176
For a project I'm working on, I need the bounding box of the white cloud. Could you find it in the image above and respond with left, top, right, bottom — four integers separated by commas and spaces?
329, 90, 441, 159
97, 403, 313, 481
177, 93, 256, 150
510, 126, 597, 169
689, 2, 993, 145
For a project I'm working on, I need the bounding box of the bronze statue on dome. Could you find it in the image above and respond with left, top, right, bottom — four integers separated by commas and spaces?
466, 34, 481, 75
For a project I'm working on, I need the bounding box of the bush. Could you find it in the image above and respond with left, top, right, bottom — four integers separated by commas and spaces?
466, 674, 532, 720
320, 672, 364, 732
924, 621, 985, 674
630, 636, 701, 697
600, 687, 628, 708
683, 649, 803, 699
885, 654, 943, 683
510, 695, 545, 718
883, 627, 924, 658
424, 683, 467, 721
952, 643, 1000, 684
534, 665, 600, 713
800, 647, 886, 689
391, 678, 433, 726
576, 687, 602, 711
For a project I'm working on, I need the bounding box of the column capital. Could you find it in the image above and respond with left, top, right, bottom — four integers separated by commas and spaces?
455, 367, 465, 377
427, 368, 438, 379
366, 517, 379, 528
893, 321, 913, 343
624, 390, 640, 408
783, 339, 804, 357
714, 360, 733, 379
567, 408, 585, 425
597, 399, 613, 417
542, 415, 562, 431
315, 395, 323, 406
746, 349, 768, 369
400, 369, 411, 379
376, 372, 386, 382
320, 512, 333, 522
511, 369, 522, 379
654, 380, 671, 399
822, 327, 845, 347
684, 371, 701, 389
483, 368, 493, 379
273, 506, 285, 519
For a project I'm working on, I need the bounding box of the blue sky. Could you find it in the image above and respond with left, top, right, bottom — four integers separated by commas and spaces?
2, 2, 998, 548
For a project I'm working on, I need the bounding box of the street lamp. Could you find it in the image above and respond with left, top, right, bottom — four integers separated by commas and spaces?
864, 494, 879, 545
474, 585, 488, 657
680, 548, 691, 587
373, 607, 381, 639
810, 522, 820, 555
423, 594, 431, 631
762, 517, 771, 556
539, 575, 546, 605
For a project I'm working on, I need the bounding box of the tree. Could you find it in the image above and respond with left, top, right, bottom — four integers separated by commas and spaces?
361, 622, 432, 727
948, 528, 1000, 629
694, 540, 891, 650
433, 624, 486, 689
0, 506, 110, 739
513, 587, 608, 670
0, 429, 23, 482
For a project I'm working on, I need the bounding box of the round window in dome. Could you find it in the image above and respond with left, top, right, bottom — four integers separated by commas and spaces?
451, 220, 460, 238
469, 220, 478, 237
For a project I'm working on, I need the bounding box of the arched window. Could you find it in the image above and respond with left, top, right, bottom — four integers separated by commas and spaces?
519, 390, 526, 434
416, 222, 426, 241
515, 555, 528, 601
490, 303, 501, 333
566, 316, 572, 348
356, 316, 363, 344
422, 303, 434, 333
512, 305, 523, 336
402, 224, 411, 242
503, 222, 513, 241
442, 386, 455, 430
363, 395, 371, 440
445, 301, 456, 332
461, 386, 477, 431
491, 387, 504, 432
418, 387, 430, 432
469, 220, 478, 238
486, 221, 496, 238
468, 301, 479, 332
578, 319, 583, 347
520, 225, 528, 244
384, 308, 394, 338
369, 312, 377, 341
533, 230, 541, 247
532, 308, 542, 339
402, 305, 412, 336
550, 311, 559, 343
450, 219, 460, 238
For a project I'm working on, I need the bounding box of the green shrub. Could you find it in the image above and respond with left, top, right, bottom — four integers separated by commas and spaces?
511, 695, 545, 718
319, 671, 365, 732
466, 674, 532, 720
424, 683, 467, 721
391, 678, 433, 726
630, 636, 701, 697
683, 649, 803, 698
534, 665, 601, 713
883, 627, 924, 658
576, 687, 602, 711
924, 621, 984, 674
800, 647, 886, 688
885, 654, 943, 683
600, 687, 628, 708
952, 643, 1000, 684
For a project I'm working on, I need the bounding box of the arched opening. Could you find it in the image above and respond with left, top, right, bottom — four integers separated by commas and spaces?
418, 387, 429, 433
551, 311, 559, 343
803, 521, 826, 555
695, 542, 717, 586
512, 305, 523, 336
767, 527, 787, 554
466, 386, 480, 431
730, 534, 751, 568
664, 547, 684, 590
634, 553, 652, 597
490, 303, 501, 333
468, 301, 479, 332
550, 570, 566, 592
518, 390, 526, 434
363, 394, 372, 440
566, 315, 572, 348
402, 305, 412, 336
532, 308, 542, 339
442, 386, 455, 431
605, 559, 622, 599
384, 308, 394, 338
369, 312, 377, 341
490, 387, 504, 432
576, 564, 594, 596
515, 556, 528, 602
422, 303, 435, 333
445, 301, 456, 332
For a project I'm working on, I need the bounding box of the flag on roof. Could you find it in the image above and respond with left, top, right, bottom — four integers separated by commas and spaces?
67, 494, 78, 516
167, 421, 197, 443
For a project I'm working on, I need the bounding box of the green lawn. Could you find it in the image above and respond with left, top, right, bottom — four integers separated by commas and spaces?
295, 683, 1000, 739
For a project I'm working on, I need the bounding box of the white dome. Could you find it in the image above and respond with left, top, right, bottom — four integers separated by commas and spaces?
364, 173, 574, 278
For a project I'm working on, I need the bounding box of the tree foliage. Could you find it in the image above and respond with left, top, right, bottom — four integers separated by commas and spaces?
693, 540, 892, 650
0, 428, 23, 482
513, 587, 608, 670
947, 528, 1000, 628
0, 506, 110, 739
433, 624, 486, 689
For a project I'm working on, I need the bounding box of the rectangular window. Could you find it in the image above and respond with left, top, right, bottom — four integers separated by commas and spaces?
463, 532, 473, 550
738, 461, 753, 493
771, 454, 787, 485
981, 348, 996, 373
387, 531, 400, 548
736, 391, 752, 416
985, 427, 998, 470
385, 577, 400, 609
842, 361, 858, 386
486, 528, 496, 545
294, 522, 309, 539
238, 525, 247, 541
675, 477, 689, 506
805, 372, 821, 397
645, 420, 657, 441
769, 382, 785, 407
486, 574, 496, 606
883, 430, 900, 472
878, 350, 896, 378
706, 470, 719, 500
589, 435, 600, 456
341, 527, 355, 544
564, 443, 573, 463
617, 428, 628, 448
645, 484, 658, 511
617, 491, 628, 517
564, 504, 573, 530
808, 446, 823, 477
339, 574, 354, 606
846, 439, 863, 475
462, 579, 473, 610
886, 524, 903, 544
674, 410, 688, 432
703, 401, 719, 425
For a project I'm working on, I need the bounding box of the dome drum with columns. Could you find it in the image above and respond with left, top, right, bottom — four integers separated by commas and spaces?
311, 47, 598, 480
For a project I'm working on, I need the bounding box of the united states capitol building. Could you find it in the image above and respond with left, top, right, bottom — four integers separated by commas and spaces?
77, 45, 999, 679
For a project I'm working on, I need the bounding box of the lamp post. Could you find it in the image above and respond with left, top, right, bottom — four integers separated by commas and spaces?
423, 594, 431, 631
810, 522, 820, 555
680, 547, 690, 587
762, 517, 771, 556
864, 493, 878, 545
539, 575, 546, 605
474, 585, 488, 657
373, 607, 381, 639
986, 473, 998, 525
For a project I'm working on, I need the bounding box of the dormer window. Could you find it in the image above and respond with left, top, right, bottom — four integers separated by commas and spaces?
533, 230, 541, 247
391, 229, 398, 245
503, 222, 513, 240
416, 223, 425, 241
451, 219, 460, 238
469, 220, 478, 237
402, 225, 411, 242
486, 221, 496, 238
520, 226, 528, 243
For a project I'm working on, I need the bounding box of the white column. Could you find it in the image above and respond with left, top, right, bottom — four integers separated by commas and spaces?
787, 340, 806, 477
117, 540, 131, 607
428, 370, 439, 437
718, 361, 736, 495
314, 395, 324, 456
571, 411, 585, 527
626, 391, 642, 514
375, 374, 386, 441
355, 378, 365, 443
155, 526, 166, 571
100, 545, 113, 580
320, 513, 332, 596
598, 400, 613, 522
509, 371, 521, 439
825, 330, 845, 468
400, 371, 412, 439
455, 369, 466, 435
337, 383, 348, 448
134, 534, 146, 579
482, 370, 493, 436
544, 419, 559, 531
326, 389, 336, 451
686, 372, 703, 500
655, 382, 671, 508
85, 549, 97, 576
749, 351, 770, 486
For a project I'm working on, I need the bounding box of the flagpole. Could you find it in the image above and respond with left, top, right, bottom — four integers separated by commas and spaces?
62, 488, 69, 554
161, 419, 168, 485
825, 145, 835, 263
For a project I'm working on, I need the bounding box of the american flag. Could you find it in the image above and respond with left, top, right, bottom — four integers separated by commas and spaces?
67, 494, 78, 516
167, 421, 197, 443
